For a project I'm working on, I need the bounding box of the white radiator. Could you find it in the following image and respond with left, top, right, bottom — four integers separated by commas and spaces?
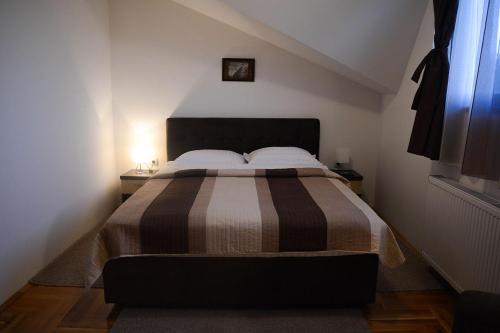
422, 176, 500, 293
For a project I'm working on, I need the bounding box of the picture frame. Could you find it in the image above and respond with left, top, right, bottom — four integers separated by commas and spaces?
222, 58, 255, 82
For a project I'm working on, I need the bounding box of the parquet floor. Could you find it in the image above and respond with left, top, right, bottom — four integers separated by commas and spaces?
0, 284, 456, 333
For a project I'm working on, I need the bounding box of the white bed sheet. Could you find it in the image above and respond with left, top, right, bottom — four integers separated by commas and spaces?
158, 160, 328, 174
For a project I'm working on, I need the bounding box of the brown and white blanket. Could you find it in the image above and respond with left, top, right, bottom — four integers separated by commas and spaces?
89, 168, 404, 283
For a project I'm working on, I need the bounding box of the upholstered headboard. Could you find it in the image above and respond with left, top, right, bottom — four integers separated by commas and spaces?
166, 118, 320, 161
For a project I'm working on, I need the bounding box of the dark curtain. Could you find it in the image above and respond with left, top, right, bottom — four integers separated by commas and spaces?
408, 0, 459, 160
462, 0, 500, 180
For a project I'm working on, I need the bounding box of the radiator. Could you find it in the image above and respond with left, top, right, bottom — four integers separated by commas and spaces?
422, 176, 500, 293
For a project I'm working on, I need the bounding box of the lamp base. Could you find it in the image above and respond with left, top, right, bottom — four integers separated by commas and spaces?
135, 163, 148, 175
335, 162, 347, 170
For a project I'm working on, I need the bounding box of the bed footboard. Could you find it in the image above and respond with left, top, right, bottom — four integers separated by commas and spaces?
102, 253, 378, 307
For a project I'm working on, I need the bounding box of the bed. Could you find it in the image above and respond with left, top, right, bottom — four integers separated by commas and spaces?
91, 117, 404, 307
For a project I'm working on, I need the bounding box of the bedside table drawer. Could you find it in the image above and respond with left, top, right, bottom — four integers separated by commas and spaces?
350, 180, 363, 195
121, 179, 148, 194
120, 169, 157, 203
330, 169, 363, 196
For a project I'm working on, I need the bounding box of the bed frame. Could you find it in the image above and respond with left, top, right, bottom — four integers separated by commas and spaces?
103, 117, 379, 307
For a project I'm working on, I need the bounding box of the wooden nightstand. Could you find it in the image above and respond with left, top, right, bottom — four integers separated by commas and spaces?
330, 169, 363, 195
120, 169, 157, 202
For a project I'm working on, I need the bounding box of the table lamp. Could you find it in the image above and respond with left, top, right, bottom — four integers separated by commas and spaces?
132, 145, 154, 174
336, 148, 350, 169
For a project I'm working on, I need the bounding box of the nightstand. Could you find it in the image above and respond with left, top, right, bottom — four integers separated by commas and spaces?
330, 169, 363, 195
120, 169, 157, 202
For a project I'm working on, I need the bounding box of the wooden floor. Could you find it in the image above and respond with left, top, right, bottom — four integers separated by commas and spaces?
0, 284, 456, 333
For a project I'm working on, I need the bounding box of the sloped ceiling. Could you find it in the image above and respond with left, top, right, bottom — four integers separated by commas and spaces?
172, 0, 428, 93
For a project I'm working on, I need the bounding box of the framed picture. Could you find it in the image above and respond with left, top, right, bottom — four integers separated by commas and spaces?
222, 58, 255, 81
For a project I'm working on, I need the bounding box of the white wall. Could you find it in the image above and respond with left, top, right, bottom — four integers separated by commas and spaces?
375, 2, 434, 249
172, 0, 404, 94
110, 0, 382, 203
221, 0, 428, 93
0, 0, 429, 304
0, 0, 118, 303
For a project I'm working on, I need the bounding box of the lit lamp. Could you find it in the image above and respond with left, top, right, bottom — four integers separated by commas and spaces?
336, 148, 351, 170
132, 145, 154, 174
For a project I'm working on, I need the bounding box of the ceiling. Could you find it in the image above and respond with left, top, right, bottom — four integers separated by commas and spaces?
173, 0, 428, 94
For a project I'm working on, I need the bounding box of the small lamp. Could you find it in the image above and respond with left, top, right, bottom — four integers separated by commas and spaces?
132, 145, 154, 174
336, 148, 350, 169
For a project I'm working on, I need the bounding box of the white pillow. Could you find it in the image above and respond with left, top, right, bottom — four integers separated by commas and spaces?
175, 149, 245, 164
244, 147, 317, 164
248, 161, 325, 169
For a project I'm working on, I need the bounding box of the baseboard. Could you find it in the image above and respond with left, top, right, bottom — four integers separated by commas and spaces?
421, 251, 463, 293
374, 210, 458, 293
372, 209, 422, 259
0, 284, 32, 313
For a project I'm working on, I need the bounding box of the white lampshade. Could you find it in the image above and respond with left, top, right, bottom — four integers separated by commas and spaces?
131, 124, 155, 166
132, 145, 154, 164
336, 148, 351, 164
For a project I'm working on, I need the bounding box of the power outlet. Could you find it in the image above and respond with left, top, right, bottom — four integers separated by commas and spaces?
151, 158, 159, 170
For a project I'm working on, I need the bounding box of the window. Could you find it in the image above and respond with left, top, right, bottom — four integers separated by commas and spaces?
438, 0, 500, 200
462, 0, 500, 181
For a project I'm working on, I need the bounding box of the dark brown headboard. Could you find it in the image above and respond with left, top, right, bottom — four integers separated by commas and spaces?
166, 118, 320, 161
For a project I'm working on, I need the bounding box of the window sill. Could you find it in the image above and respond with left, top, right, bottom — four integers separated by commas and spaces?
429, 175, 500, 211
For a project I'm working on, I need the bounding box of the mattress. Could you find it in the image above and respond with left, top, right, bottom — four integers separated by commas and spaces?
89, 164, 404, 283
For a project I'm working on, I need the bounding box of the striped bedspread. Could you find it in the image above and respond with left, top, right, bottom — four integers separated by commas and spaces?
89, 168, 404, 283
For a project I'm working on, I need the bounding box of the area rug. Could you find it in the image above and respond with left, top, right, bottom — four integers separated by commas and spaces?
30, 227, 445, 291
110, 308, 370, 333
